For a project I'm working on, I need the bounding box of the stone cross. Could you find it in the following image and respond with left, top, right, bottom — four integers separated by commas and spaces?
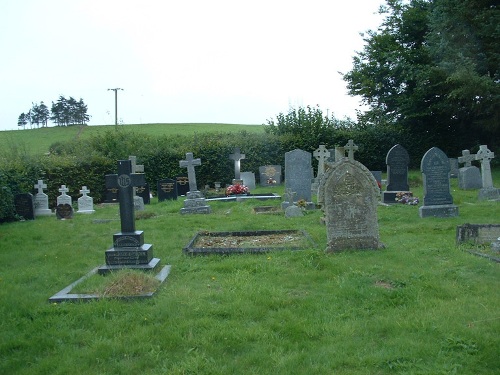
34, 180, 47, 194
58, 185, 69, 195
458, 149, 475, 167
344, 140, 358, 161
179, 152, 201, 192
475, 145, 495, 188
105, 160, 146, 233
229, 147, 245, 180
80, 186, 90, 196
313, 145, 330, 177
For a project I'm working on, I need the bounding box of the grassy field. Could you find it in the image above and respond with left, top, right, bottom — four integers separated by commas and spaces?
0, 173, 499, 374
0, 123, 265, 155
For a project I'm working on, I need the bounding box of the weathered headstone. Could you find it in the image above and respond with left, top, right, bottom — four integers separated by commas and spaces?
56, 203, 73, 220
383, 144, 410, 203
284, 149, 314, 209
475, 145, 500, 200
449, 158, 459, 178
457, 149, 482, 190
77, 186, 95, 214
157, 178, 178, 201
318, 158, 381, 252
334, 147, 345, 162
229, 147, 245, 181
176, 175, 190, 196
312, 145, 331, 194
33, 180, 52, 216
240, 172, 256, 190
99, 159, 159, 274
57, 185, 72, 206
419, 147, 459, 218
179, 152, 211, 214
259, 165, 281, 186
14, 193, 35, 220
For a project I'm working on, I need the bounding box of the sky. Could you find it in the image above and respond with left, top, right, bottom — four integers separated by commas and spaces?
0, 0, 385, 131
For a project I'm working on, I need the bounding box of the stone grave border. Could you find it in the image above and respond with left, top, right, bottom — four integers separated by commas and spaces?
456, 223, 500, 263
48, 265, 171, 303
183, 229, 316, 255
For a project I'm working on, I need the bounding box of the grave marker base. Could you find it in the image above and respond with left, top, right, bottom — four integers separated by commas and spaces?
419, 204, 459, 218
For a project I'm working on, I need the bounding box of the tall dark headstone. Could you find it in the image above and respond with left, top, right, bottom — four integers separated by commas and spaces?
157, 178, 178, 201
176, 175, 189, 196
136, 183, 150, 204
99, 160, 159, 274
14, 193, 35, 220
419, 147, 459, 218
383, 144, 410, 203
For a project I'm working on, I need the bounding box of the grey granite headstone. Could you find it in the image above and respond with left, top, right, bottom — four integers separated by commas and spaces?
240, 172, 256, 190
284, 149, 313, 204
14, 193, 35, 220
77, 186, 95, 214
259, 165, 281, 186
157, 178, 178, 201
475, 145, 500, 200
318, 158, 381, 252
33, 180, 52, 216
458, 149, 482, 190
383, 144, 410, 203
419, 147, 459, 218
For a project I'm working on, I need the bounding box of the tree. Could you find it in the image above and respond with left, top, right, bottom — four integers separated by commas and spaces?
17, 113, 28, 129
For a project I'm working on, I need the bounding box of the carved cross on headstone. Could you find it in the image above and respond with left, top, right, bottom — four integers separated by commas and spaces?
105, 160, 146, 233
344, 140, 358, 161
179, 152, 201, 192
34, 180, 47, 194
475, 145, 495, 188
229, 147, 245, 180
58, 185, 69, 195
458, 149, 475, 167
313, 145, 331, 177
80, 186, 90, 197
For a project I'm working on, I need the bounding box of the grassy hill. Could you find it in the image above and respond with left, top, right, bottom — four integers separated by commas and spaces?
0, 123, 265, 156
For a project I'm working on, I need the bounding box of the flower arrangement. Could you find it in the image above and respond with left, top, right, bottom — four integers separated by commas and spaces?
395, 192, 419, 205
267, 178, 277, 185
225, 183, 249, 196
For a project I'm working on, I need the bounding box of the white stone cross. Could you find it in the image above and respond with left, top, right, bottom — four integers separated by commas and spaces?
458, 149, 475, 167
475, 145, 495, 188
129, 155, 144, 174
34, 180, 47, 194
313, 145, 331, 177
58, 185, 69, 195
229, 147, 246, 180
80, 186, 90, 196
180, 152, 201, 192
344, 140, 358, 161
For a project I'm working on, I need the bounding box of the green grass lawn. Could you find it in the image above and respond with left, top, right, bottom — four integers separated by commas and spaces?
0, 123, 265, 156
0, 177, 499, 374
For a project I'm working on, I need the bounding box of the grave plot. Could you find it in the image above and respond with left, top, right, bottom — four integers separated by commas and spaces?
183, 230, 316, 255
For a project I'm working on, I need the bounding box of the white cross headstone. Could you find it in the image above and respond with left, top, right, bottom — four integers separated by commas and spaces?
57, 185, 72, 206
77, 186, 95, 214
313, 145, 331, 177
475, 145, 495, 188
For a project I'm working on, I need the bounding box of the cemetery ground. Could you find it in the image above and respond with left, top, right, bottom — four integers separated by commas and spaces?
1, 173, 499, 374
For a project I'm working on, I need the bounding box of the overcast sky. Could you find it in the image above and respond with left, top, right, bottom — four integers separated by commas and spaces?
0, 0, 384, 131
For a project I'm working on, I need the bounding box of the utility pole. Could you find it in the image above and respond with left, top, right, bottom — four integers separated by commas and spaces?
107, 88, 123, 127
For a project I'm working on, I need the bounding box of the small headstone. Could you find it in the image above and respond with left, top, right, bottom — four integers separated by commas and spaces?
475, 145, 500, 200
240, 172, 256, 190
33, 180, 52, 216
318, 158, 381, 252
285, 205, 304, 218
419, 147, 459, 218
229, 147, 246, 180
176, 175, 190, 196
284, 149, 313, 206
14, 193, 35, 220
458, 149, 482, 190
449, 158, 459, 178
77, 186, 95, 214
157, 178, 178, 201
56, 203, 73, 220
259, 165, 281, 186
383, 144, 411, 203
57, 185, 72, 206
179, 152, 211, 214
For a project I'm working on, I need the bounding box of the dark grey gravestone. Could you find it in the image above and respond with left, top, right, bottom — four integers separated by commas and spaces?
33, 180, 52, 216
229, 147, 245, 180
259, 165, 281, 186
458, 149, 482, 190
157, 178, 178, 201
104, 186, 119, 203
56, 203, 73, 220
240, 172, 256, 190
99, 159, 159, 274
318, 158, 381, 252
176, 175, 190, 196
14, 193, 35, 220
284, 149, 313, 204
449, 158, 459, 178
136, 183, 150, 204
383, 144, 410, 203
419, 147, 459, 218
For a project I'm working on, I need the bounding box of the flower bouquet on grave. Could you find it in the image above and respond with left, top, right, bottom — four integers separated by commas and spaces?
395, 191, 420, 205
267, 177, 277, 185
225, 183, 249, 196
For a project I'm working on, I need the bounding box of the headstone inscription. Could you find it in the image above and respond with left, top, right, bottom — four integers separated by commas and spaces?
14, 193, 35, 220
179, 152, 211, 214
283, 149, 314, 209
77, 186, 95, 214
229, 147, 245, 181
240, 172, 256, 190
99, 159, 159, 274
419, 147, 459, 218
136, 184, 151, 205
157, 178, 178, 201
259, 165, 281, 186
318, 158, 381, 252
457, 149, 482, 190
383, 144, 411, 203
176, 175, 189, 196
33, 180, 52, 216
475, 145, 500, 200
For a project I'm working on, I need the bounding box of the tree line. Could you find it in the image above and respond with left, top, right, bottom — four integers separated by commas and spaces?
17, 96, 90, 129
